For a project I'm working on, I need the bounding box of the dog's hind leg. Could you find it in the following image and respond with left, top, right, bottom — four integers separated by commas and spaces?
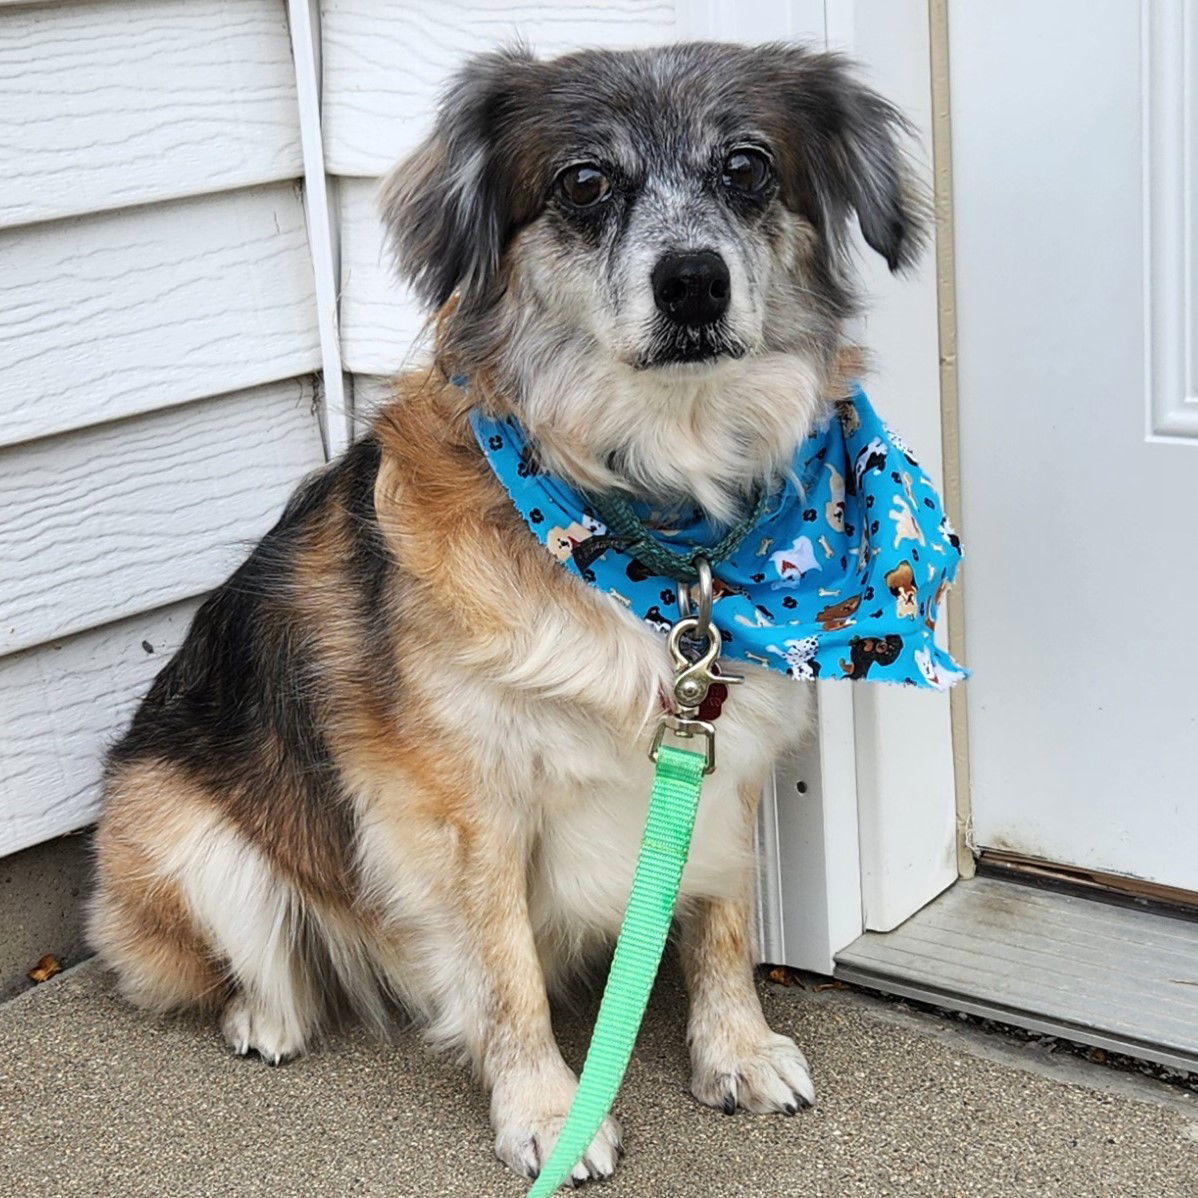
89, 765, 231, 1014
88, 852, 228, 1016
173, 818, 320, 1065
91, 764, 321, 1064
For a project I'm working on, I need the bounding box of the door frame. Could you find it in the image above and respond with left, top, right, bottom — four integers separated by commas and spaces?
680, 0, 964, 971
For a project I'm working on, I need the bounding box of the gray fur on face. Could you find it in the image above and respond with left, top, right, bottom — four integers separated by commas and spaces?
380, 41, 926, 515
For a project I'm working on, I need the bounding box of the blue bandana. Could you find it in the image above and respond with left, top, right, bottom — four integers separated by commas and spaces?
469, 386, 966, 690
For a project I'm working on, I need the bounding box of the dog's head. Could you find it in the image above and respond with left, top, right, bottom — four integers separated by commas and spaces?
382, 42, 925, 516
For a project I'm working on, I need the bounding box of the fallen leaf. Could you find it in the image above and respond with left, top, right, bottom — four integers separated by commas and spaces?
27, 954, 62, 984
764, 965, 806, 988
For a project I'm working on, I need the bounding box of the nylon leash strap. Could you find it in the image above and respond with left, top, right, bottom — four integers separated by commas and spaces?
525, 742, 707, 1196
527, 558, 728, 1195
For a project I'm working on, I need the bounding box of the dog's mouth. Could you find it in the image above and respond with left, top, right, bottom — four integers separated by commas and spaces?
633, 323, 749, 371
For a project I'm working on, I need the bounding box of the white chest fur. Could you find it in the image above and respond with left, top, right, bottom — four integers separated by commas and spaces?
353, 577, 814, 990
519, 599, 814, 953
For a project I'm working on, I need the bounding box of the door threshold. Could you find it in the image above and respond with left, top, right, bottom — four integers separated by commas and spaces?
978, 849, 1198, 920
834, 875, 1198, 1074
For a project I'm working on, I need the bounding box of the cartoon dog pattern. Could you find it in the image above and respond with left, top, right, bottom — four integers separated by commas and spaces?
816, 593, 861, 631
824, 464, 846, 532
546, 521, 594, 562
770, 535, 822, 582
888, 496, 925, 549
853, 436, 889, 493
841, 635, 903, 679
914, 646, 965, 689
471, 384, 967, 691
884, 561, 918, 619
768, 636, 821, 681
836, 399, 861, 437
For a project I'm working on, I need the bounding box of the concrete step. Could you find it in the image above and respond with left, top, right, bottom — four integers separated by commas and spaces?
1, 958, 1195, 1197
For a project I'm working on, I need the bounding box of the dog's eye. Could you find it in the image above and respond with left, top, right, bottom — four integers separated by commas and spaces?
721, 148, 772, 193
558, 164, 611, 208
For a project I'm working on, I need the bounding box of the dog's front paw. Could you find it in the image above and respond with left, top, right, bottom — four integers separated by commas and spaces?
690, 1029, 816, 1115
492, 1073, 623, 1186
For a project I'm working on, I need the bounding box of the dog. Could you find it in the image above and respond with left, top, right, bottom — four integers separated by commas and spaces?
816, 592, 863, 631
88, 42, 924, 1185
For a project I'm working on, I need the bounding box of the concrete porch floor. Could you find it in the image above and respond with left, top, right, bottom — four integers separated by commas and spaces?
1, 958, 1195, 1198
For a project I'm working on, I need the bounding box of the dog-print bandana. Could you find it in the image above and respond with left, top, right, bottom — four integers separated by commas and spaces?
469, 385, 967, 690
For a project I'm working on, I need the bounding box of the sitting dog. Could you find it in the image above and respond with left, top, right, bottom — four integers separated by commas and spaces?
89, 42, 924, 1185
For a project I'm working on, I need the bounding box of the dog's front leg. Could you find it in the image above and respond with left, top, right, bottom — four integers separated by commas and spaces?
456, 823, 623, 1184
680, 889, 817, 1114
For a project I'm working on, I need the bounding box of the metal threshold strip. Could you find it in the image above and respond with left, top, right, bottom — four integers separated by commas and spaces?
834, 875, 1198, 1074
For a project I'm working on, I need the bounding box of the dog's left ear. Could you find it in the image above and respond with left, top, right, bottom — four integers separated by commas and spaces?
765, 47, 927, 273
379, 47, 541, 311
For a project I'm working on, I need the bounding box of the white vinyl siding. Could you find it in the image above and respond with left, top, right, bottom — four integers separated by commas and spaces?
0, 602, 200, 856
321, 0, 677, 178
0, 380, 324, 657
336, 179, 425, 381
0, 0, 303, 226
0, 185, 321, 446
0, 0, 325, 855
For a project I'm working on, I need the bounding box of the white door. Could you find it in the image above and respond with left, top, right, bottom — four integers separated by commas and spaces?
951, 2, 1198, 891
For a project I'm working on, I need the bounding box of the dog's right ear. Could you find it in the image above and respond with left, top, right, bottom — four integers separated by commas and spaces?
380, 47, 539, 312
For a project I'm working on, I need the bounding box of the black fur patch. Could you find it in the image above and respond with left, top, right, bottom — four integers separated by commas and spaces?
109, 443, 392, 901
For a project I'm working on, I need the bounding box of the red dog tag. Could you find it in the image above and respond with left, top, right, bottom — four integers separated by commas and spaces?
697, 663, 729, 722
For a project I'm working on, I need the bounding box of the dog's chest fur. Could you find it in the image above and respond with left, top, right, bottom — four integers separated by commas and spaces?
368, 389, 813, 957
402, 608, 814, 982
339, 384, 814, 974
475, 616, 810, 947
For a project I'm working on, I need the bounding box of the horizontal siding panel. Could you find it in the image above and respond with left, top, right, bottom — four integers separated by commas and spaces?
321, 0, 676, 176
0, 379, 325, 657
339, 179, 427, 375
0, 0, 303, 227
0, 600, 199, 856
351, 374, 398, 434
0, 183, 321, 448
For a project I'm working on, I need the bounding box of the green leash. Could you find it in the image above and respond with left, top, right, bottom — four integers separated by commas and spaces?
527, 554, 735, 1194
526, 742, 707, 1196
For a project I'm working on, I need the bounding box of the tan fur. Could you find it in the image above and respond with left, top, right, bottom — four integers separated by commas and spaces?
90, 763, 228, 1012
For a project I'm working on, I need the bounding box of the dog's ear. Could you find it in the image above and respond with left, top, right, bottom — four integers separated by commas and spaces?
379, 46, 540, 310
765, 47, 927, 273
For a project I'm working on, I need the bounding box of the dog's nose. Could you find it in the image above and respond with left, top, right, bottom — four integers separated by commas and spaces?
651, 251, 730, 326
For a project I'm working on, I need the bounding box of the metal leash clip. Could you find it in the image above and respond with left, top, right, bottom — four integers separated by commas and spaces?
650, 557, 742, 775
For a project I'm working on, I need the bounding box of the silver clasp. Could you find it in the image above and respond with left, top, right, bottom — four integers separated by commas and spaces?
666, 616, 733, 710
650, 556, 741, 775
677, 556, 715, 637
650, 713, 717, 774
